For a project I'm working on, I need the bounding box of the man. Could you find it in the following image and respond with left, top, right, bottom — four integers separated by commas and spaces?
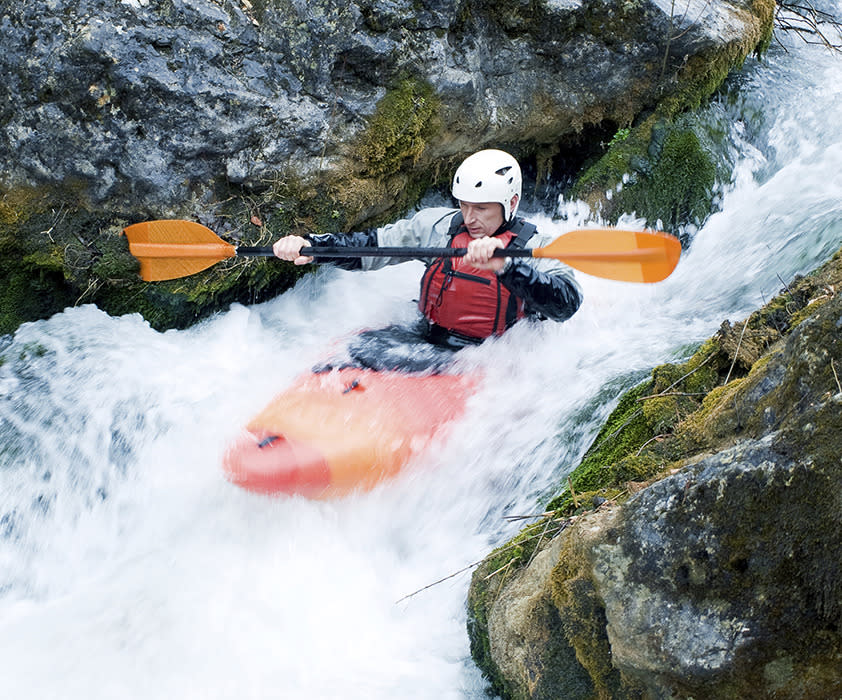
273, 149, 582, 364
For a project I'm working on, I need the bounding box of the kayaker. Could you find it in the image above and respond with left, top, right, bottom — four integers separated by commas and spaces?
273, 149, 582, 362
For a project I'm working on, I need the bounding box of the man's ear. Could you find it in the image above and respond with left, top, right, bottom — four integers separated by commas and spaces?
509, 194, 519, 218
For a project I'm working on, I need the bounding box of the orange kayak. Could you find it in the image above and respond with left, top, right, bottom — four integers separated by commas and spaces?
222, 367, 477, 498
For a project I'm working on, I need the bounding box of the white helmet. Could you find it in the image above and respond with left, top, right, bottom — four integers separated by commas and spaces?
452, 149, 522, 221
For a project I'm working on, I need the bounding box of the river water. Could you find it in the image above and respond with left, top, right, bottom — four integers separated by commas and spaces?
2, 25, 841, 700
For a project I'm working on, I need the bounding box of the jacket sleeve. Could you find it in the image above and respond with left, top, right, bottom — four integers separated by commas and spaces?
497, 258, 582, 322
305, 208, 458, 271
497, 229, 583, 323
305, 230, 378, 270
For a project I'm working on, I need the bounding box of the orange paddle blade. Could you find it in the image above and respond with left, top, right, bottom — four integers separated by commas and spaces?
123, 219, 237, 281
533, 228, 681, 283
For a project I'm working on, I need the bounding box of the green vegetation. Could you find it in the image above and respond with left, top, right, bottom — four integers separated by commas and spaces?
353, 77, 441, 176
572, 0, 776, 228
0, 186, 78, 334
573, 114, 719, 230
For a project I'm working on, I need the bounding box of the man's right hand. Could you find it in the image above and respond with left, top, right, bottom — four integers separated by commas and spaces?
272, 235, 314, 265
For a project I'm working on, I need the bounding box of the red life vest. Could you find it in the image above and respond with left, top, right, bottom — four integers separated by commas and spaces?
418, 218, 534, 340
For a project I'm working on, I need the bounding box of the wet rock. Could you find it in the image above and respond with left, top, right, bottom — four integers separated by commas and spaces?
469, 257, 842, 698
1, 0, 775, 213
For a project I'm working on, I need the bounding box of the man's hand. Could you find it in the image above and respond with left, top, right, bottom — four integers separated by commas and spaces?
463, 236, 506, 272
273, 235, 314, 265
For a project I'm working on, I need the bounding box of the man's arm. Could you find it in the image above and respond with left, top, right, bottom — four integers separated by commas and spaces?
497, 259, 582, 322
273, 208, 458, 270
304, 230, 378, 270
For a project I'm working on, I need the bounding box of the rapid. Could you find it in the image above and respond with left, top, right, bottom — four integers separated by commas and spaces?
2, 25, 841, 699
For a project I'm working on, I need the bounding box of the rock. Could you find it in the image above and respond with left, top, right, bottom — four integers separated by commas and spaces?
469, 254, 842, 697
1, 0, 774, 213
0, 0, 774, 333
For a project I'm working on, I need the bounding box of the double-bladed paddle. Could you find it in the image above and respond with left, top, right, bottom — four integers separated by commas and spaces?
123, 219, 681, 284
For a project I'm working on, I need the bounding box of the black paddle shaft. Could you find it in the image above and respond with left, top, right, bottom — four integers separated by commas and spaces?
235, 246, 531, 259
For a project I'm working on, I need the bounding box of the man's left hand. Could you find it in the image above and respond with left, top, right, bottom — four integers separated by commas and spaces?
463, 236, 506, 272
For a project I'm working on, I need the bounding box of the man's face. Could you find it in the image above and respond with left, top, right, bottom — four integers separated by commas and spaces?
459, 201, 505, 239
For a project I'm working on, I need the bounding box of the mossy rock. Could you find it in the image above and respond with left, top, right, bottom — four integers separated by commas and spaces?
469, 241, 842, 699
0, 181, 311, 333
549, 527, 645, 699
0, 186, 87, 334
0, 75, 448, 336
353, 76, 441, 176
546, 248, 842, 519
570, 0, 776, 230
0, 247, 77, 334
573, 115, 718, 230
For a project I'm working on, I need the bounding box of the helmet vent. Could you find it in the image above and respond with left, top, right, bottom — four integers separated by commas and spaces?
474, 180, 482, 188
496, 166, 512, 176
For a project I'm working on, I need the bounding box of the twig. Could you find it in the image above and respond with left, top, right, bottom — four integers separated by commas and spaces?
631, 353, 715, 404
74, 277, 102, 306
484, 558, 516, 581
670, 0, 716, 42
395, 558, 486, 604
594, 407, 645, 449
395, 514, 571, 603
642, 352, 716, 404
491, 559, 515, 602
660, 0, 676, 82
832, 358, 842, 394
636, 391, 708, 401
525, 517, 555, 569
775, 0, 842, 52
502, 510, 555, 522
566, 479, 580, 508
636, 433, 669, 456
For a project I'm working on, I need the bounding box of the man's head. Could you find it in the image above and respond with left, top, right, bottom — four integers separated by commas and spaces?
451, 149, 522, 233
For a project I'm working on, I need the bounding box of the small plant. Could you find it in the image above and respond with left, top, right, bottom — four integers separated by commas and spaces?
608, 127, 631, 147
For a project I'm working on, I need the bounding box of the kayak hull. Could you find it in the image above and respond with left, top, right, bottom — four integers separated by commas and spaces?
223, 368, 476, 498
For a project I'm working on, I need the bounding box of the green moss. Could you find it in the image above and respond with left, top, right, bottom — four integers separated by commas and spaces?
353, 77, 441, 176
549, 533, 639, 699
673, 377, 746, 451
467, 517, 573, 698
544, 340, 729, 514
648, 128, 717, 227
786, 298, 830, 331
571, 0, 776, 229
653, 343, 720, 390
0, 187, 42, 226
0, 234, 77, 334
574, 116, 717, 229
23, 246, 67, 275
640, 394, 678, 434
551, 380, 654, 500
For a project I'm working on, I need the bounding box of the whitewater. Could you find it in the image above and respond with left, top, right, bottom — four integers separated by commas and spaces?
2, 25, 841, 699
